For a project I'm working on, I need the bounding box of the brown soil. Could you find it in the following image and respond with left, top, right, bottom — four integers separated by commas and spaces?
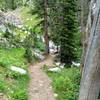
28, 55, 55, 100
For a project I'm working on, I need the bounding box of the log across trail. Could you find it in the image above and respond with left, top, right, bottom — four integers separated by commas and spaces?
28, 55, 55, 100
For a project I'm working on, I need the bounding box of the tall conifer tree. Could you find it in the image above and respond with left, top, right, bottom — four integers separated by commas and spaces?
49, 0, 78, 65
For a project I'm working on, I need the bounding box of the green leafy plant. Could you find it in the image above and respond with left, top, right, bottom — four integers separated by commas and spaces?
24, 48, 33, 63
0, 48, 29, 100
10, 89, 28, 100
5, 71, 21, 79
0, 81, 5, 92
35, 41, 45, 52
45, 67, 80, 100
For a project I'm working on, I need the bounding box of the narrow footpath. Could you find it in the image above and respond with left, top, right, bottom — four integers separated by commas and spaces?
28, 55, 55, 100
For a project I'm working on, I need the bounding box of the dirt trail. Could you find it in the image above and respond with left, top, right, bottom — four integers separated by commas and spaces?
28, 55, 55, 100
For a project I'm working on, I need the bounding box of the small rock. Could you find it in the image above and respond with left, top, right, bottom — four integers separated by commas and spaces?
49, 86, 52, 89
48, 67, 61, 72
72, 61, 80, 67
54, 93, 58, 97
34, 50, 45, 61
10, 66, 27, 74
59, 64, 65, 69
55, 62, 60, 66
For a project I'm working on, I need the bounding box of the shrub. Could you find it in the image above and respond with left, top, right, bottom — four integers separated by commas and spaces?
5, 71, 21, 79
24, 48, 34, 63
0, 61, 8, 68
0, 48, 27, 67
46, 67, 80, 100
10, 89, 28, 100
0, 48, 29, 100
0, 81, 5, 92
35, 41, 45, 52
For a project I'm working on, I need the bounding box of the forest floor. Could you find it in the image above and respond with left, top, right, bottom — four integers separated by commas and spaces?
28, 55, 55, 100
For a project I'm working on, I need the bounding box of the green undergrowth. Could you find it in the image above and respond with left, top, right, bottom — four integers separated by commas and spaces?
45, 67, 81, 100
20, 7, 41, 33
0, 47, 29, 100
0, 48, 27, 67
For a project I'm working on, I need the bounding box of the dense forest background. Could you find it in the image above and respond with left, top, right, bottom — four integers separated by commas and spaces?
0, 0, 100, 100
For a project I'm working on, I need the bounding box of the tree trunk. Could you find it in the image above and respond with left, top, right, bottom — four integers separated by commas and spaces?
44, 0, 49, 55
80, 0, 91, 72
79, 0, 100, 99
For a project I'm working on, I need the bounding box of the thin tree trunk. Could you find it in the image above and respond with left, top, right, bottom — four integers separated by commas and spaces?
80, 0, 86, 72
80, 0, 91, 73
79, 0, 100, 99
44, 0, 49, 55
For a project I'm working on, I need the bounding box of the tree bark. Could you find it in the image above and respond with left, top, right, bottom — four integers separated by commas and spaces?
44, 0, 49, 55
79, 0, 100, 99
80, 0, 91, 72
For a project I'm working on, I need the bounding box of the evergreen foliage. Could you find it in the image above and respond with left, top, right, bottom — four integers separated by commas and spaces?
49, 0, 79, 65
60, 0, 78, 65
0, 0, 23, 11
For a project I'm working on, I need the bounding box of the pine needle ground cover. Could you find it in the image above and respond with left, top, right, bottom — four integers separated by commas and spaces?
0, 48, 29, 100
